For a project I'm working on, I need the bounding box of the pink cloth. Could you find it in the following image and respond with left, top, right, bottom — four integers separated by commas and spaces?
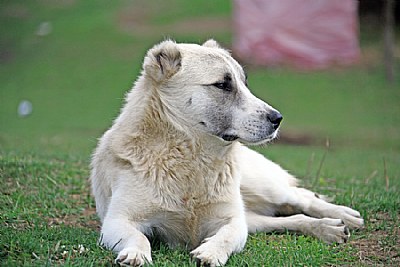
233, 0, 360, 69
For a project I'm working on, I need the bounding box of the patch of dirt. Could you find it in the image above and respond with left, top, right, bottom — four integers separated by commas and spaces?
276, 130, 319, 146
38, 0, 76, 8
46, 190, 100, 231
350, 212, 400, 266
3, 219, 33, 231
168, 16, 231, 35
0, 3, 30, 64
47, 206, 100, 231
117, 2, 231, 37
0, 4, 30, 19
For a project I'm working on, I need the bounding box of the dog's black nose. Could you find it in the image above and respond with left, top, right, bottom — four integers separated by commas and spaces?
268, 111, 283, 130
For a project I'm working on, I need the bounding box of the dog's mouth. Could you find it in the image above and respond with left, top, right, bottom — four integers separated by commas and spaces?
220, 134, 239, 142
241, 131, 279, 145
219, 129, 279, 145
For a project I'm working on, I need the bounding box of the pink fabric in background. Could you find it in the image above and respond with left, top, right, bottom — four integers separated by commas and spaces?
233, 0, 360, 69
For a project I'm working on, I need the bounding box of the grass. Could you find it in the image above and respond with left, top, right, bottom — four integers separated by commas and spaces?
1, 0, 399, 266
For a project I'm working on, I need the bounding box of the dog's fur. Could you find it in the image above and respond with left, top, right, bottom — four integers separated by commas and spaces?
90, 40, 364, 266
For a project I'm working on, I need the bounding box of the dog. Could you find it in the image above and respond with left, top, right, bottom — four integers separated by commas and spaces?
90, 39, 364, 266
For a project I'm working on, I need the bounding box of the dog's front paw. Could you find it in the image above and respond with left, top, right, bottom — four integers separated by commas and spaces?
116, 247, 152, 266
190, 240, 228, 267
311, 218, 350, 244
335, 206, 364, 230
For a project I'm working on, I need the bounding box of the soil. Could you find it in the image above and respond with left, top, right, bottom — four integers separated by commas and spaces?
116, 1, 231, 38
350, 212, 400, 266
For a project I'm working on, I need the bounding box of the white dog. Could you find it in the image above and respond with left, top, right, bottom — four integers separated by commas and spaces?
90, 40, 363, 266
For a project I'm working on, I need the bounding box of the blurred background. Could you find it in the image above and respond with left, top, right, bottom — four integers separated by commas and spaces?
0, 0, 399, 157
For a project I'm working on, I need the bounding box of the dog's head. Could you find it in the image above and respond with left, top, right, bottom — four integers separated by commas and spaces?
143, 39, 282, 145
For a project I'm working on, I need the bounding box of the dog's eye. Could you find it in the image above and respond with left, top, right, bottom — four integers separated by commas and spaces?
213, 82, 231, 91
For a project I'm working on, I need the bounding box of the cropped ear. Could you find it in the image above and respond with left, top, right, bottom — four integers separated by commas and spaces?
202, 39, 221, 49
143, 40, 182, 83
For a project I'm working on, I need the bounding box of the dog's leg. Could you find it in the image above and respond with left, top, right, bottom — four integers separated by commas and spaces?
246, 211, 350, 244
239, 145, 361, 243
101, 216, 152, 266
291, 187, 364, 230
190, 211, 248, 267
100, 189, 153, 267
239, 146, 363, 232
243, 185, 363, 243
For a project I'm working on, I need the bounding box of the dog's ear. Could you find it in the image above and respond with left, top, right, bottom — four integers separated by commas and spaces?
144, 40, 182, 83
202, 39, 221, 49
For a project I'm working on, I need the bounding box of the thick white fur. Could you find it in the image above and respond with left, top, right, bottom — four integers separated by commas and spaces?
90, 40, 363, 266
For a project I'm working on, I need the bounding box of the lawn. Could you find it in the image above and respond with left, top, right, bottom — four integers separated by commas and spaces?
1, 0, 399, 266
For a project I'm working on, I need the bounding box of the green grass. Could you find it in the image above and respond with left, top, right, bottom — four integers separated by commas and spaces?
1, 0, 399, 266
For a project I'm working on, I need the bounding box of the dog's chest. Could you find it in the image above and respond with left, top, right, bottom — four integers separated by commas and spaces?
130, 138, 237, 204
121, 136, 239, 245
150, 163, 237, 248
155, 158, 236, 208
151, 197, 234, 249
140, 143, 237, 247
